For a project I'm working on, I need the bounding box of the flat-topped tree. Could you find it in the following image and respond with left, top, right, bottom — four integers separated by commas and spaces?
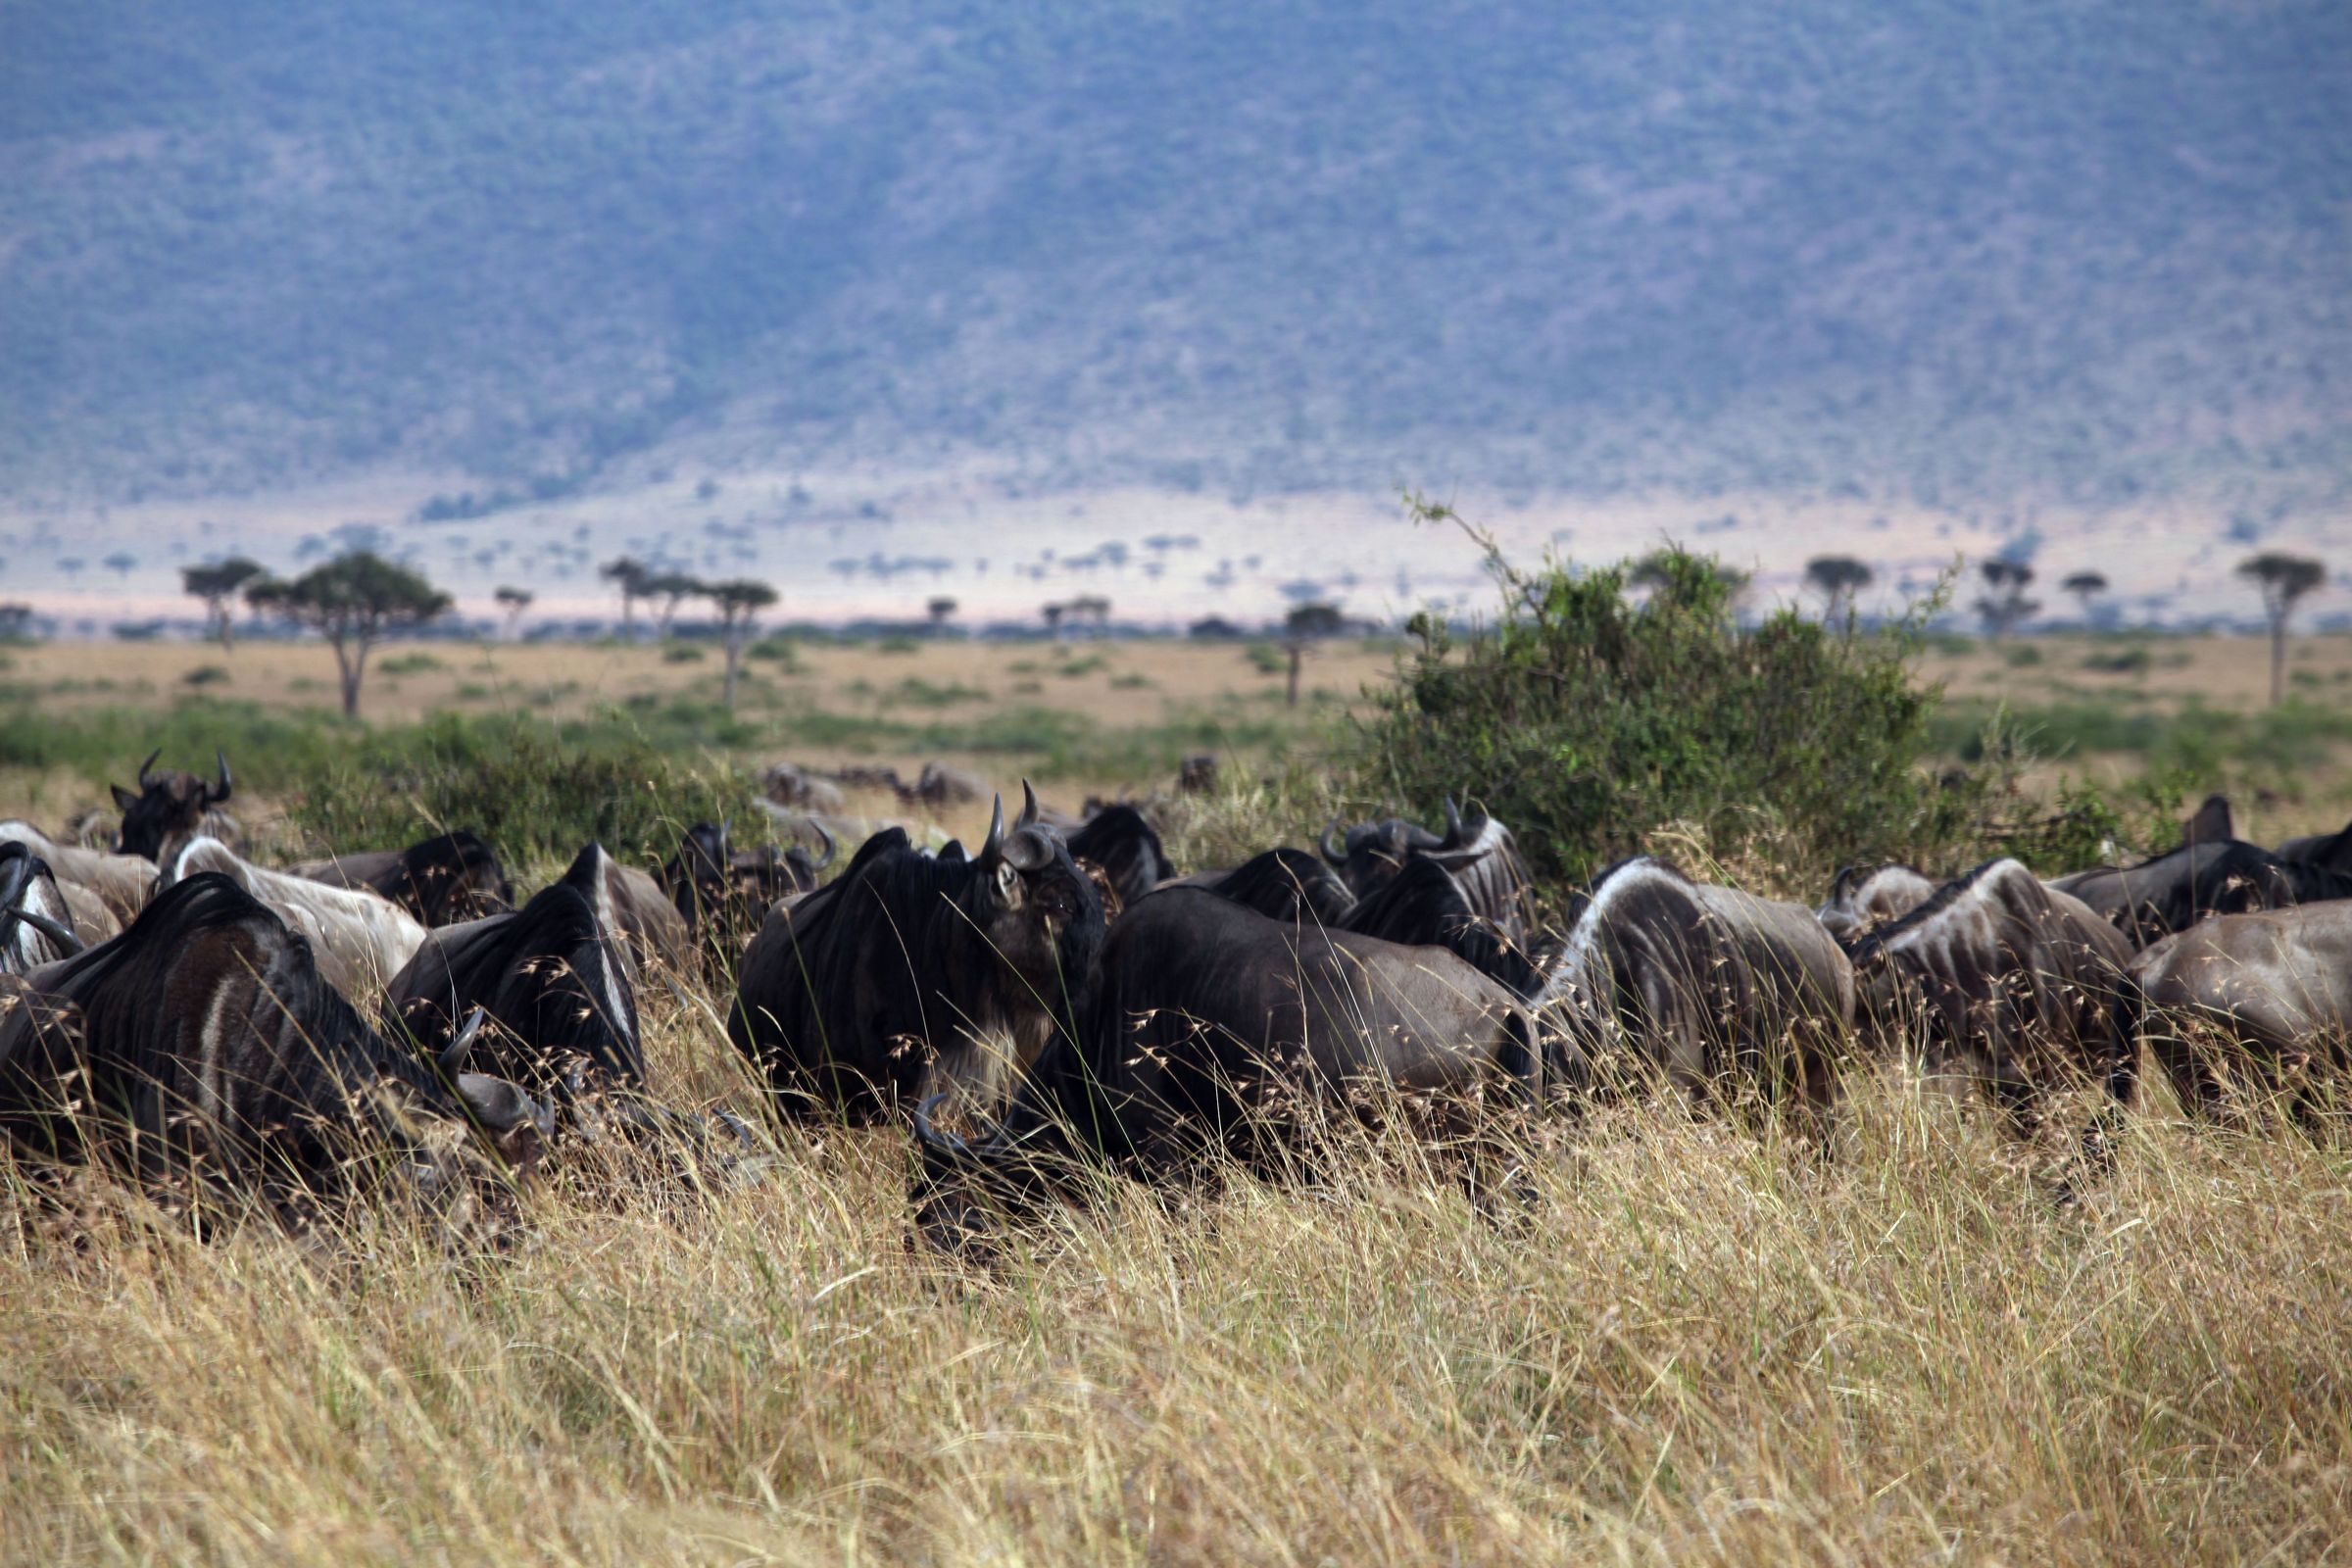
1803, 555, 1874, 619
1974, 559, 2038, 640
494, 585, 534, 641
2238, 552, 2326, 707
1281, 600, 1346, 707
926, 596, 958, 636
647, 571, 704, 636
2060, 570, 2109, 621
245, 552, 453, 717
704, 578, 777, 707
182, 556, 266, 652
599, 556, 651, 639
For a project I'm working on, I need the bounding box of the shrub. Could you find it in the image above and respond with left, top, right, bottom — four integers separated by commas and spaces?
662, 645, 706, 663
2000, 644, 2043, 668
182, 664, 231, 688
377, 652, 446, 674
2083, 646, 2152, 674
1245, 643, 1287, 675
1348, 503, 1980, 889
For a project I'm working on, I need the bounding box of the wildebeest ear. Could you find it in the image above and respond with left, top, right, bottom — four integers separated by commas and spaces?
111, 783, 139, 811
2185, 793, 2233, 845
1003, 826, 1054, 873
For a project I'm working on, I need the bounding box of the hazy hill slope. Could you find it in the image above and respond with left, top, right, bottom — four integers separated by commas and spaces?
2, 2, 2347, 510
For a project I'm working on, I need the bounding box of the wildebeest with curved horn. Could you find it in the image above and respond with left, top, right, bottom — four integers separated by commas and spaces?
2127, 903, 2352, 1127
660, 819, 835, 957
289, 830, 514, 928
1532, 857, 1853, 1118
729, 785, 1105, 1123
0, 843, 86, 975
110, 748, 241, 861
1321, 798, 1535, 944
2055, 837, 2352, 948
909, 883, 1544, 1250
1845, 858, 2136, 1134
0, 820, 151, 936
0, 872, 548, 1213
1337, 855, 1544, 999
1177, 848, 1357, 926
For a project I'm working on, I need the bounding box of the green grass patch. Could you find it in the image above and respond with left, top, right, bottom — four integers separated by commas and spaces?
377, 652, 446, 674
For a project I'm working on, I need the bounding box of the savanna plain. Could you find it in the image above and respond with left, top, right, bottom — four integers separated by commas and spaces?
4, 627, 2352, 1566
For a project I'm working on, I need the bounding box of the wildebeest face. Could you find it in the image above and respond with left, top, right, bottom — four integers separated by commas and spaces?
113, 749, 232, 860
1319, 815, 1443, 899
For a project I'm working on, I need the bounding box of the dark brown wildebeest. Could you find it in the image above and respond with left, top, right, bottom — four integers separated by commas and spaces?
1321, 799, 1536, 946
109, 749, 241, 860
2274, 815, 2352, 869
0, 872, 547, 1217
1336, 855, 1543, 999
659, 820, 834, 959
389, 843, 644, 1106
1845, 858, 2136, 1134
2053, 837, 2352, 948
289, 830, 514, 928
0, 844, 85, 975
1816, 863, 1939, 945
1062, 805, 1175, 912
729, 790, 1105, 1124
1176, 847, 1358, 925
0, 820, 151, 936
2128, 904, 2352, 1127
595, 854, 695, 977
1531, 857, 1853, 1118
909, 883, 1544, 1250
762, 762, 850, 815
909, 760, 988, 808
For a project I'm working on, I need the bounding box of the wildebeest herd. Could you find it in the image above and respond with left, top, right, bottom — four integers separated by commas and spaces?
5, 755, 2352, 1253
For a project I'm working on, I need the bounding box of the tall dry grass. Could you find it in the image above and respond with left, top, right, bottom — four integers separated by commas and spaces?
4, 960, 2347, 1567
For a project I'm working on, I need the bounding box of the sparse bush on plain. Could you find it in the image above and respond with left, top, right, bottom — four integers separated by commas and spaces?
1351, 501, 1982, 888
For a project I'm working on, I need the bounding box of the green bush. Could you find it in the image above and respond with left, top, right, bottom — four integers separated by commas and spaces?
662, 644, 706, 663
182, 664, 231, 688
2082, 646, 2152, 674
1245, 643, 1287, 675
2000, 644, 2043, 668
1348, 509, 1978, 888
377, 652, 446, 674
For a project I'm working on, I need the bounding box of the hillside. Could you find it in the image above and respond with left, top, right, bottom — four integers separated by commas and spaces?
3, 1, 2348, 527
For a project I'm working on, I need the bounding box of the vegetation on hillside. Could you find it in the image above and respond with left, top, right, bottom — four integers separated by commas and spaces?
3, 2, 2345, 517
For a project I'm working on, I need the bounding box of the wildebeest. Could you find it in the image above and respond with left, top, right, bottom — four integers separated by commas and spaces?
289, 830, 514, 928
762, 761, 849, 815
910, 760, 988, 808
388, 842, 643, 1104
601, 857, 696, 976
0, 844, 86, 975
1188, 847, 1358, 925
2275, 816, 2352, 868
1844, 858, 2136, 1132
1531, 857, 1853, 1117
109, 748, 241, 860
2128, 904, 2352, 1125
1337, 855, 1543, 999
160, 837, 427, 998
910, 884, 1543, 1249
1321, 799, 1535, 942
0, 821, 151, 935
729, 790, 1106, 1122
0, 872, 547, 1210
660, 821, 835, 952
1816, 863, 1939, 945
1063, 805, 1175, 912
2055, 838, 2352, 947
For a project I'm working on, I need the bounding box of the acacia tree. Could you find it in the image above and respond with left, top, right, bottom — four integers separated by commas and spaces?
600, 556, 651, 639
648, 571, 704, 636
1974, 560, 2039, 640
181, 556, 267, 652
703, 578, 778, 707
494, 585, 534, 641
2060, 570, 2109, 621
2237, 552, 2326, 707
1803, 556, 1874, 619
1282, 601, 1347, 707
926, 596, 958, 636
246, 552, 453, 717
1042, 603, 1065, 639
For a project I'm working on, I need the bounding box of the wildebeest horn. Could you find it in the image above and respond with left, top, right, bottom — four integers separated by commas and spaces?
1017, 779, 1041, 829
438, 1006, 487, 1076
211, 749, 232, 804
456, 1072, 555, 1140
809, 820, 836, 869
136, 748, 163, 789
913, 1093, 972, 1156
0, 854, 84, 956
1443, 796, 1465, 845
978, 794, 1006, 863
1319, 820, 1348, 864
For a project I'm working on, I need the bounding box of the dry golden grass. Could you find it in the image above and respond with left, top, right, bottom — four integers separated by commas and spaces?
5, 978, 2348, 1567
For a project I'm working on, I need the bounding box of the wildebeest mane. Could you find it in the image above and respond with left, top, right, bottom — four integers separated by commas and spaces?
1339, 856, 1542, 998
1202, 848, 1357, 925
